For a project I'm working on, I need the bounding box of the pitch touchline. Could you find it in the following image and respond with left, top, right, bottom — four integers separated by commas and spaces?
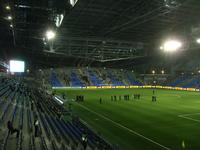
76, 103, 171, 150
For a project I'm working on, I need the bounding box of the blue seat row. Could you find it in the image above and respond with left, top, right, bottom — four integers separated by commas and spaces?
51, 117, 70, 145
45, 115, 61, 141
39, 113, 51, 138
41, 137, 48, 150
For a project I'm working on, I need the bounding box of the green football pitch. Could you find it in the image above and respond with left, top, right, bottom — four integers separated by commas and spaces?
54, 88, 200, 150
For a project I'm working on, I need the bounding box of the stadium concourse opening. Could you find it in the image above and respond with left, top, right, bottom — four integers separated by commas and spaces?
1, 0, 200, 150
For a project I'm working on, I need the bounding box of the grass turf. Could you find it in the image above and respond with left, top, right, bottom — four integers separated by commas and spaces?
54, 88, 200, 150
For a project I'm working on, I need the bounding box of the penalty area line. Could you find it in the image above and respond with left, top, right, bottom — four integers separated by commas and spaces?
76, 103, 171, 150
178, 115, 200, 123
178, 112, 200, 117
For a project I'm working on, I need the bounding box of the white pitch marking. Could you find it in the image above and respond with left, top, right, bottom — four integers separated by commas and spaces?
178, 115, 200, 123
178, 112, 200, 117
76, 103, 171, 150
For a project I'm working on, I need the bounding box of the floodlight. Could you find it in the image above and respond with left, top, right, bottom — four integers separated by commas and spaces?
152, 70, 155, 74
46, 30, 55, 40
10, 24, 13, 28
55, 14, 64, 27
198, 70, 200, 74
70, 0, 78, 7
161, 70, 165, 74
162, 40, 182, 52
7, 16, 12, 20
6, 5, 11, 10
196, 38, 200, 44
164, 0, 180, 8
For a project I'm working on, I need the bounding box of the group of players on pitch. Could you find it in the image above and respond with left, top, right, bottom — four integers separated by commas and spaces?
99, 90, 157, 104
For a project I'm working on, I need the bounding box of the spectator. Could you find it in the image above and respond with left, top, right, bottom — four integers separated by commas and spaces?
31, 101, 34, 111
34, 117, 39, 137
82, 132, 88, 150
7, 121, 20, 138
58, 111, 63, 120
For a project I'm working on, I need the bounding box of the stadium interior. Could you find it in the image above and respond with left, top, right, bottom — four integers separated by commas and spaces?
1, 0, 200, 150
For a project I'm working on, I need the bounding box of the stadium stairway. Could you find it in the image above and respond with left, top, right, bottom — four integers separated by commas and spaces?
113, 70, 128, 86
95, 69, 108, 85
126, 72, 143, 86
57, 70, 67, 87
50, 72, 63, 87
95, 69, 102, 79
115, 71, 129, 86
87, 69, 103, 86
107, 70, 124, 86
78, 69, 91, 86
70, 71, 85, 87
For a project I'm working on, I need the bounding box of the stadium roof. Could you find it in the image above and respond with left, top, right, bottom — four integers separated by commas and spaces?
0, 0, 200, 67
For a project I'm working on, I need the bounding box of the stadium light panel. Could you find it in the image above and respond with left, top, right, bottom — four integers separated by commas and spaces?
9, 60, 25, 73
162, 40, 182, 52
196, 38, 200, 44
54, 96, 64, 104
46, 30, 55, 40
